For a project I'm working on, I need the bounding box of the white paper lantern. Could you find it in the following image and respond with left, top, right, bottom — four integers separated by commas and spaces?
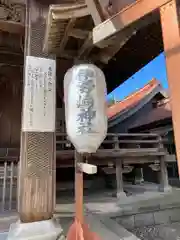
64, 64, 107, 154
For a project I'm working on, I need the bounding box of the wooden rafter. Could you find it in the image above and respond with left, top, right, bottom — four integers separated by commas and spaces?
58, 18, 76, 54
50, 3, 89, 20
60, 50, 77, 59
44, 2, 123, 63
76, 33, 93, 59
92, 0, 171, 45
69, 28, 90, 39
44, 0, 164, 65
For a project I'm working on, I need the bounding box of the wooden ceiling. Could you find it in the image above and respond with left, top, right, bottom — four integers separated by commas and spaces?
43, 2, 130, 64
0, 0, 164, 93
43, 1, 164, 92
103, 17, 164, 92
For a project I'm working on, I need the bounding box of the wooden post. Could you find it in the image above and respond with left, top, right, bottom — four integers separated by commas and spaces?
114, 135, 126, 199
134, 167, 144, 184
116, 160, 126, 198
157, 136, 171, 192
85, 0, 106, 25
160, 0, 180, 176
159, 156, 171, 192
75, 151, 84, 224
18, 0, 56, 223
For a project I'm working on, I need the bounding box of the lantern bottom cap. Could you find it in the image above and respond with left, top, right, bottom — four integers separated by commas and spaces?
77, 148, 97, 154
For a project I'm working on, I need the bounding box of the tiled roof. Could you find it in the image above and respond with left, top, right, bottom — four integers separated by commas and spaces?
107, 78, 161, 119
130, 98, 172, 130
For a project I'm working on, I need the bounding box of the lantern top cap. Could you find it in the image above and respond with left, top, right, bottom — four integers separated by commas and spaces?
67, 63, 105, 74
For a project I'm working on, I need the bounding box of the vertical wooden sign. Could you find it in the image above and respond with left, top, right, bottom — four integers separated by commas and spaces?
22, 56, 56, 132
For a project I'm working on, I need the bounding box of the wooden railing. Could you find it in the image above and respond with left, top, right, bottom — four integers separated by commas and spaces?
56, 132, 165, 153
0, 161, 18, 212
0, 133, 168, 157
0, 132, 172, 212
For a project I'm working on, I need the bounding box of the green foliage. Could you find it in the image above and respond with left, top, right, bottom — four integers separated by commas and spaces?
107, 97, 115, 107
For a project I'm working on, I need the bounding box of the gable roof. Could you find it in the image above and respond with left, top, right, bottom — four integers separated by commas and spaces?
107, 78, 167, 128
107, 78, 162, 119
129, 98, 172, 131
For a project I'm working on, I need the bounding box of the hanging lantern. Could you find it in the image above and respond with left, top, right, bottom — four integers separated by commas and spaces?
64, 64, 107, 153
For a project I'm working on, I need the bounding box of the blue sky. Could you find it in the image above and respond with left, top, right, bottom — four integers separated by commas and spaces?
108, 52, 168, 101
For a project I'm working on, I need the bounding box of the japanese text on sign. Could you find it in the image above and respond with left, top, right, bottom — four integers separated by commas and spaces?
22, 56, 56, 132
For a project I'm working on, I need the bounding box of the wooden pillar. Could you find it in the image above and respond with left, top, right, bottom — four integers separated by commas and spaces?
18, 0, 56, 223
134, 167, 144, 184
116, 160, 126, 198
159, 156, 171, 192
160, 0, 180, 176
114, 135, 126, 198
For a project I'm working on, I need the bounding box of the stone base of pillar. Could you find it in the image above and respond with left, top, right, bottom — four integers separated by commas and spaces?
159, 185, 172, 193
134, 178, 144, 185
7, 219, 64, 240
134, 168, 144, 185
116, 191, 127, 199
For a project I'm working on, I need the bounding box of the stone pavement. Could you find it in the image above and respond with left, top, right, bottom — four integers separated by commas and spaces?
0, 215, 17, 233
0, 233, 7, 240
84, 188, 180, 218
0, 211, 140, 240
2, 222, 180, 240
131, 223, 180, 240
1, 187, 180, 239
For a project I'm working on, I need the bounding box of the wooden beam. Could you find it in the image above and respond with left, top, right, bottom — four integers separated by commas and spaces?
94, 31, 135, 63
92, 0, 171, 45
76, 33, 93, 59
110, 0, 137, 14
43, 8, 53, 53
69, 28, 90, 39
160, 0, 180, 175
60, 50, 77, 59
85, 0, 106, 25
0, 20, 24, 34
59, 18, 76, 54
51, 3, 89, 20
0, 53, 23, 65
94, 12, 159, 63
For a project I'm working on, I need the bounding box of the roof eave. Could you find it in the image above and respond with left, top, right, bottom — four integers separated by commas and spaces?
108, 83, 164, 128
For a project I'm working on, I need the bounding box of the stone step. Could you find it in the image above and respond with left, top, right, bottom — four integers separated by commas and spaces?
85, 211, 140, 240
85, 214, 122, 240
98, 215, 140, 240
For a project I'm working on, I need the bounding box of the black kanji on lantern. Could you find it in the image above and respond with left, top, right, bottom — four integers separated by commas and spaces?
76, 68, 96, 134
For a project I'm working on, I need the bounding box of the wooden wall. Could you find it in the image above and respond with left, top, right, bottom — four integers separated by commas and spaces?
0, 67, 22, 147
0, 59, 70, 148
